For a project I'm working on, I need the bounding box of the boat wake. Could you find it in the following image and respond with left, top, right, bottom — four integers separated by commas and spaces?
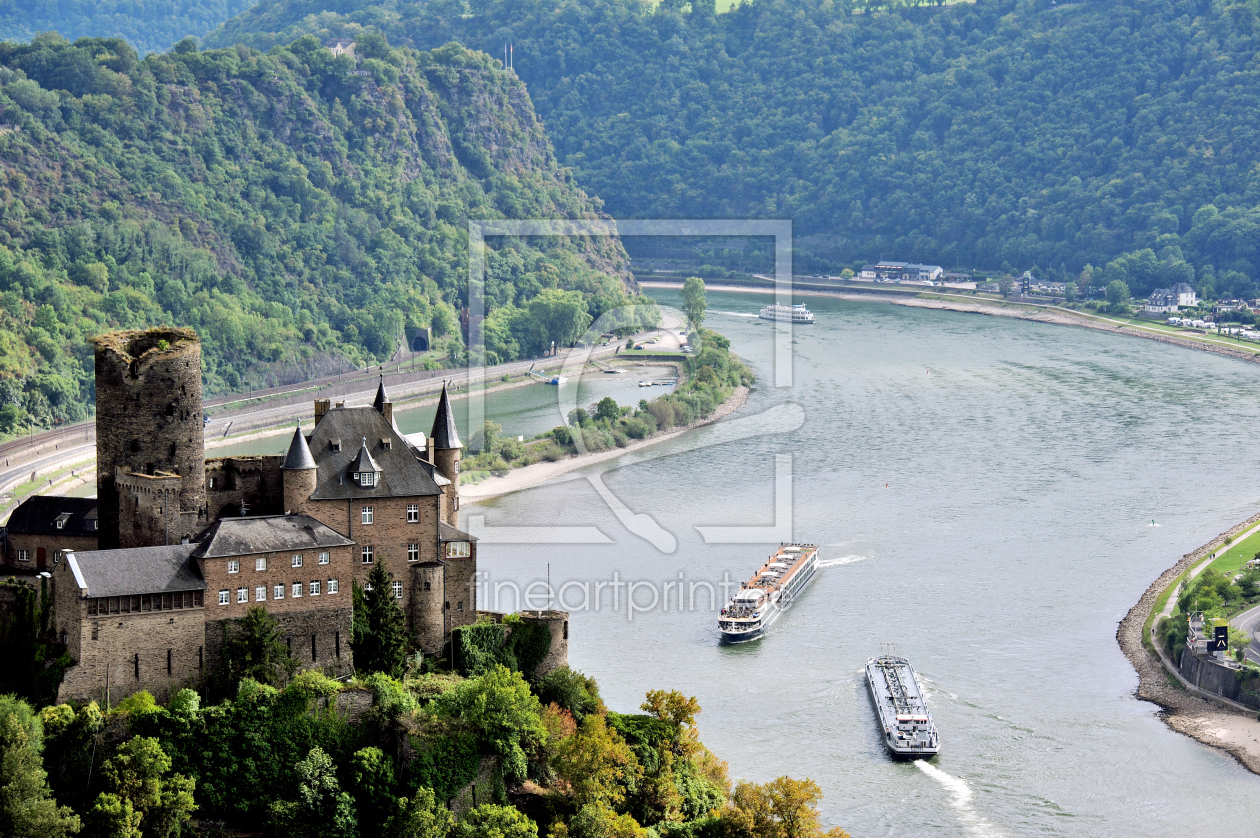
914, 762, 1004, 837
817, 554, 869, 568
712, 310, 759, 318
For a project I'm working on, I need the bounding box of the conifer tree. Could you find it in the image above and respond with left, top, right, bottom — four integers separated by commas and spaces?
353, 563, 408, 678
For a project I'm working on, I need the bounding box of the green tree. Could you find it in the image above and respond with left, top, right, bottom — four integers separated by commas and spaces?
349, 747, 397, 837
0, 703, 80, 838
0, 577, 70, 707
222, 606, 298, 689
89, 737, 195, 838
552, 802, 644, 838
268, 747, 357, 838
436, 665, 545, 781
681, 277, 707, 329
595, 397, 620, 424
720, 777, 849, 838
385, 786, 453, 838
454, 804, 538, 838
1105, 280, 1131, 309
353, 563, 409, 678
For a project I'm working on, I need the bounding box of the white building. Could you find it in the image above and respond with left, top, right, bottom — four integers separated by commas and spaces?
1173, 282, 1196, 307
326, 38, 356, 58
860, 261, 944, 282
1146, 288, 1178, 313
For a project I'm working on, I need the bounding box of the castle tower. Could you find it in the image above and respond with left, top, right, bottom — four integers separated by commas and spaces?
280, 428, 317, 514
411, 562, 446, 655
93, 328, 205, 549
429, 381, 462, 502
519, 610, 569, 679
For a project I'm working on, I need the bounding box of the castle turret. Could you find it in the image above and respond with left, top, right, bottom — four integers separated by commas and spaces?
372, 375, 394, 426
429, 382, 461, 502
280, 428, 317, 513
93, 328, 205, 548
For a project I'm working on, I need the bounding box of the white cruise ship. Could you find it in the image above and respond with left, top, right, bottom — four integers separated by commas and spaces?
718, 544, 819, 642
759, 303, 815, 323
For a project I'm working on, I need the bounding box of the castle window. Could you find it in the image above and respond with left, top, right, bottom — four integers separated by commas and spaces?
453, 496, 459, 511
292, 582, 302, 598
358, 472, 376, 488
328, 579, 339, 594
53, 551, 63, 563
457, 601, 463, 611
167, 648, 172, 675
91, 623, 99, 640
255, 586, 266, 602
361, 546, 374, 564
407, 504, 419, 522
208, 477, 216, 489
361, 506, 374, 524
446, 541, 470, 558
424, 581, 431, 591
392, 581, 403, 600
135, 654, 140, 680
16, 550, 28, 562
88, 599, 98, 616
194, 591, 203, 607
273, 584, 283, 600
236, 588, 247, 603
408, 544, 419, 562
255, 557, 267, 571
228, 560, 239, 574
292, 554, 303, 568
218, 590, 229, 605
310, 580, 321, 596
141, 595, 151, 612
318, 552, 329, 565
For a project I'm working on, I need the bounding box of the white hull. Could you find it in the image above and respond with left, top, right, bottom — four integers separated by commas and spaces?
718, 546, 818, 642
865, 655, 939, 758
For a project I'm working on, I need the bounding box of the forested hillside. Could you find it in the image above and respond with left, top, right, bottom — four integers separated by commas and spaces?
209, 0, 1260, 296
0, 0, 255, 55
0, 33, 646, 434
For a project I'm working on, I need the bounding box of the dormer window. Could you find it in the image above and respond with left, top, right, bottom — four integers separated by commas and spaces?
330, 439, 342, 452
349, 437, 381, 490
381, 438, 391, 450
358, 472, 376, 488
55, 513, 72, 530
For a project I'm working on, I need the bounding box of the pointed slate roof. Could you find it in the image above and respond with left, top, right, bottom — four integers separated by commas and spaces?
430, 381, 461, 449
349, 437, 380, 475
373, 375, 389, 413
280, 428, 317, 470
306, 406, 442, 500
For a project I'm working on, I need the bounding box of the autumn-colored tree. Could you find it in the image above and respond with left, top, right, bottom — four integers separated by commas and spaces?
719, 778, 849, 838
552, 714, 641, 809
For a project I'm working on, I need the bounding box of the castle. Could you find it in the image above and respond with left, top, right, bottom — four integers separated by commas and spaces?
47, 327, 501, 703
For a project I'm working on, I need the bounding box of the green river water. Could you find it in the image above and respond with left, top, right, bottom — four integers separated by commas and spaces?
466, 288, 1260, 836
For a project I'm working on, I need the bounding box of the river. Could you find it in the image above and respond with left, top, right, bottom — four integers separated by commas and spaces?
468, 288, 1260, 836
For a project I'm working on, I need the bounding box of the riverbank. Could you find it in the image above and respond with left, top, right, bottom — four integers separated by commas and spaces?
641, 282, 1260, 368
1117, 512, 1260, 774
461, 385, 749, 503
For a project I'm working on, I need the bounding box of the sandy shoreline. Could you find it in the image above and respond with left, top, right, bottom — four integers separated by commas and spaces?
1116, 513, 1260, 774
461, 386, 750, 503
641, 282, 1260, 367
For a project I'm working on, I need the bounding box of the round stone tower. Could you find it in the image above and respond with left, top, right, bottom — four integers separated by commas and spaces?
411, 562, 446, 655
280, 427, 317, 514
93, 328, 205, 549
519, 609, 569, 679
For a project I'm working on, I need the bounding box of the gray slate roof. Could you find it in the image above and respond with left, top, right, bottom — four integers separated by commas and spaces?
5, 496, 98, 536
193, 514, 354, 559
308, 406, 442, 500
67, 544, 202, 597
349, 438, 380, 475
281, 428, 317, 470
439, 521, 477, 543
373, 376, 390, 413
430, 381, 461, 449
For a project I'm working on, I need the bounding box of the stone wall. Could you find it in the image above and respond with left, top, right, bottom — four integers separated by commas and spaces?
205, 456, 285, 520
58, 602, 207, 705
205, 605, 353, 678
1177, 650, 1260, 709
520, 609, 569, 679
